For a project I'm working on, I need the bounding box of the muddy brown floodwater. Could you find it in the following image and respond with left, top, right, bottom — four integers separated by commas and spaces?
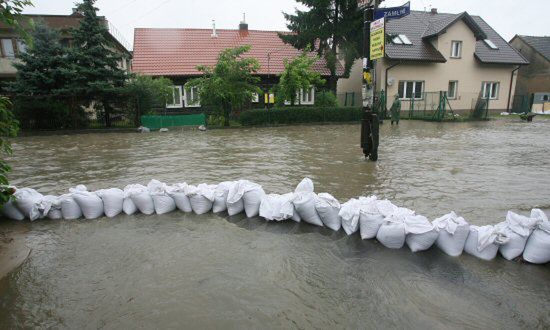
1, 120, 549, 329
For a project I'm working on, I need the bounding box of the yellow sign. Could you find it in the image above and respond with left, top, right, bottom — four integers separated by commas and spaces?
370, 17, 385, 60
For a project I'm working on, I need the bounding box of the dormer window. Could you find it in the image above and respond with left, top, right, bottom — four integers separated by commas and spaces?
451, 41, 462, 58
392, 34, 412, 45
484, 39, 498, 49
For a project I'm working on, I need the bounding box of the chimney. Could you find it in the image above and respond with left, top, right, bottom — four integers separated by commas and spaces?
431, 8, 438, 14
211, 20, 218, 38
239, 13, 248, 31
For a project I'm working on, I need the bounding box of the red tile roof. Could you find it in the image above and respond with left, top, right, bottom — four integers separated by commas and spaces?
132, 28, 343, 77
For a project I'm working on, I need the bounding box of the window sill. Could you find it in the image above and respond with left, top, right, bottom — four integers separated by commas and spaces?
166, 105, 183, 109
184, 105, 201, 108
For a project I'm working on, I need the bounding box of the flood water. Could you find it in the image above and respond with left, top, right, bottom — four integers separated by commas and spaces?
1, 120, 549, 328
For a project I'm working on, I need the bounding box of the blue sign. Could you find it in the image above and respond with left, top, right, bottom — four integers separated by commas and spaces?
374, 1, 410, 21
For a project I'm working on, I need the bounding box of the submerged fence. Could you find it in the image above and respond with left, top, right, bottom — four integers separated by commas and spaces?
141, 114, 206, 130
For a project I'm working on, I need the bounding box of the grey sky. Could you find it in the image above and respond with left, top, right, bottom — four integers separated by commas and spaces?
23, 0, 550, 50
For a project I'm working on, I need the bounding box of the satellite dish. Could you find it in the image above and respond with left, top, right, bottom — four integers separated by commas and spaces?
387, 77, 395, 86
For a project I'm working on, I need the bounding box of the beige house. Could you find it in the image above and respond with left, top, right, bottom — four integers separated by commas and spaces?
338, 9, 529, 114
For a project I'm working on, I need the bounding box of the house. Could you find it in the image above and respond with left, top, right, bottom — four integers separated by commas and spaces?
338, 9, 529, 114
509, 35, 550, 112
132, 21, 343, 112
0, 10, 132, 84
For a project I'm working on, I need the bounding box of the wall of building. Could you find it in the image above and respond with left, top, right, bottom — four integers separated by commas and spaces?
510, 38, 550, 97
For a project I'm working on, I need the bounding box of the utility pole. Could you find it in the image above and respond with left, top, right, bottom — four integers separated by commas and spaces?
360, 0, 382, 161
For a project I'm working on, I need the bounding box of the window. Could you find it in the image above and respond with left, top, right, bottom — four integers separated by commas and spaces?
482, 82, 500, 100
392, 34, 412, 45
300, 87, 315, 105
166, 86, 182, 108
484, 39, 498, 50
398, 81, 424, 100
16, 40, 27, 54
543, 95, 549, 102
1, 39, 15, 58
448, 81, 458, 99
251, 92, 259, 103
451, 41, 462, 58
184, 86, 200, 107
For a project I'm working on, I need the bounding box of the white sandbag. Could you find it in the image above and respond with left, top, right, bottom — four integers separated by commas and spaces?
498, 211, 541, 260
227, 180, 264, 218
376, 207, 413, 249
293, 178, 323, 226
71, 188, 104, 220
96, 188, 124, 218
432, 211, 470, 257
315, 193, 341, 231
127, 184, 155, 215
339, 198, 361, 235
60, 193, 82, 220
404, 215, 438, 252
186, 184, 215, 215
40, 195, 62, 220
147, 179, 176, 215
464, 225, 509, 261
522, 209, 550, 264
259, 193, 295, 221
359, 197, 394, 239
122, 185, 138, 215
13, 188, 44, 220
213, 181, 234, 213
166, 183, 192, 213
1, 199, 25, 220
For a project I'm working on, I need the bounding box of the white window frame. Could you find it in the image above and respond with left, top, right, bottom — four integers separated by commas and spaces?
1, 38, 15, 58
450, 40, 462, 58
398, 81, 424, 100
448, 80, 458, 100
482, 82, 500, 100
166, 86, 183, 108
16, 39, 27, 54
251, 92, 259, 103
299, 87, 315, 105
184, 86, 201, 108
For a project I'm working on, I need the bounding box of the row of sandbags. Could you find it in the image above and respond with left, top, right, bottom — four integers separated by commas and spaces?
2, 178, 549, 264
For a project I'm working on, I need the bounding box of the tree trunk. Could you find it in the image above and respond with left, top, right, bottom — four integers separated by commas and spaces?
328, 0, 340, 94
223, 101, 230, 127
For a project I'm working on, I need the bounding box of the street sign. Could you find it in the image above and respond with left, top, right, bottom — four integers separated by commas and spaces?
370, 17, 385, 60
374, 1, 410, 21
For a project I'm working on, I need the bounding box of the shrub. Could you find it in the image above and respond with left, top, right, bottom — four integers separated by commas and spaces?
315, 90, 338, 107
239, 106, 362, 126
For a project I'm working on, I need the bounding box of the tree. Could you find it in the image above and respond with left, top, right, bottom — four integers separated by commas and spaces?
280, 0, 363, 92
276, 50, 325, 106
186, 45, 261, 127
65, 0, 127, 127
0, 0, 34, 40
124, 75, 173, 126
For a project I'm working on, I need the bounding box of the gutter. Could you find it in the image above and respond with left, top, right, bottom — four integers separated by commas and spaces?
507, 65, 521, 113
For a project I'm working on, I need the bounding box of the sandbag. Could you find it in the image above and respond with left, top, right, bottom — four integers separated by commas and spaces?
96, 188, 124, 218
71, 188, 104, 220
315, 193, 341, 231
522, 209, 550, 264
404, 215, 438, 252
60, 192, 83, 220
147, 180, 176, 215
464, 225, 509, 261
166, 183, 192, 213
339, 198, 361, 235
41, 195, 62, 220
14, 188, 44, 220
432, 212, 470, 257
213, 181, 234, 213
227, 180, 264, 217
186, 184, 215, 215
259, 193, 295, 221
498, 211, 540, 260
127, 184, 155, 215
1, 199, 25, 221
293, 178, 322, 226
122, 185, 138, 215
376, 207, 413, 249
359, 197, 394, 239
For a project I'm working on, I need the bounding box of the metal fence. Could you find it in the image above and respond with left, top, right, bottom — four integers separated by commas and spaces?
17, 114, 135, 130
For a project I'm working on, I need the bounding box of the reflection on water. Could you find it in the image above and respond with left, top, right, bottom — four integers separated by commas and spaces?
1, 120, 549, 328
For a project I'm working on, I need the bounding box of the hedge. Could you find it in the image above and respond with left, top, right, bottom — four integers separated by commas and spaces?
239, 107, 362, 126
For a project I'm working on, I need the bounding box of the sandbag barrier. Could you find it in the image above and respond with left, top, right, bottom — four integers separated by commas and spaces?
3, 178, 549, 265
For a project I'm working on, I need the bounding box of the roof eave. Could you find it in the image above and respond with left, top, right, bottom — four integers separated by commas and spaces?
473, 53, 529, 65
385, 55, 447, 63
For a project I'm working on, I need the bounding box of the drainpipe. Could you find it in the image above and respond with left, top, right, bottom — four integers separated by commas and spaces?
507, 65, 521, 113
384, 61, 400, 113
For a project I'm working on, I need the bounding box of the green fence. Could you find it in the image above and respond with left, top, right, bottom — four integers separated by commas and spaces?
141, 114, 206, 130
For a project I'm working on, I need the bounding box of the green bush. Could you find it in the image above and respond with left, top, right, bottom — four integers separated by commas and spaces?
315, 91, 338, 107
13, 97, 88, 129
239, 107, 362, 126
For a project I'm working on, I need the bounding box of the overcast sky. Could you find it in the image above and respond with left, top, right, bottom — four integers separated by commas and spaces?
22, 0, 550, 50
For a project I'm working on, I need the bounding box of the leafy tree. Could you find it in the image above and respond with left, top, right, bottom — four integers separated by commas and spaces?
315, 90, 338, 107
124, 75, 173, 125
0, 0, 34, 40
186, 45, 261, 127
280, 0, 363, 92
65, 0, 127, 127
276, 50, 325, 106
